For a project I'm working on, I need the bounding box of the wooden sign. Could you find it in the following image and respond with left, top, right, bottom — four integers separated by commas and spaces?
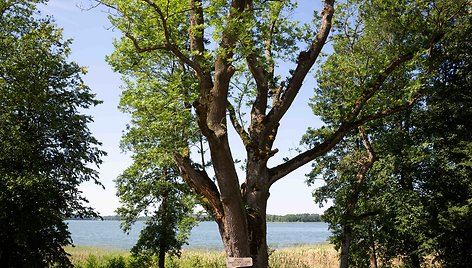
226, 257, 253, 267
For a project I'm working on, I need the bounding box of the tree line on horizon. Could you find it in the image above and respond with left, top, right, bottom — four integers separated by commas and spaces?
70, 213, 323, 222
1, 0, 470, 268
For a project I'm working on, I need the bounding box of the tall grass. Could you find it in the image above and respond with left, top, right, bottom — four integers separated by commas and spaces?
269, 244, 338, 268
68, 245, 443, 267
67, 244, 338, 268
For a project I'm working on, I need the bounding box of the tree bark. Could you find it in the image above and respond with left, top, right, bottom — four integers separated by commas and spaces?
369, 226, 378, 268
186, 1, 335, 266
243, 157, 271, 268
339, 225, 353, 268
246, 199, 269, 268
409, 253, 421, 268
0, 239, 11, 268
338, 127, 376, 268
158, 248, 165, 268
210, 138, 251, 260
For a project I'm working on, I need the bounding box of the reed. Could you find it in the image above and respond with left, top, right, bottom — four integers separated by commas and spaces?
67, 244, 338, 268
65, 246, 130, 267
269, 244, 338, 268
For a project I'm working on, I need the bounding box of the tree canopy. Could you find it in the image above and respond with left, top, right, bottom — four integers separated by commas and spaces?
310, 2, 471, 266
100, 0, 469, 266
0, 1, 104, 266
116, 162, 197, 268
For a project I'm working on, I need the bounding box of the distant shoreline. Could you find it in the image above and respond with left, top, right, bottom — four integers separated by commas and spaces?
68, 213, 324, 223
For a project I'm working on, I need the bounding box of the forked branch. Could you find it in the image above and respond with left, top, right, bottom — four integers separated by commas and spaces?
264, 0, 335, 136
174, 153, 224, 221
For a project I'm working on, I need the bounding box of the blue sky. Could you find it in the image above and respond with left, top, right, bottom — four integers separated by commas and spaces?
39, 0, 329, 216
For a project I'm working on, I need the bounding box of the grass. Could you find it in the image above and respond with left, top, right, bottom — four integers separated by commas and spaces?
67, 244, 338, 268
65, 246, 130, 264
269, 244, 338, 268
67, 245, 443, 267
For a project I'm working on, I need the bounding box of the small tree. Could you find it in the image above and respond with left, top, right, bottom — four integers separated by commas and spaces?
116, 164, 197, 268
0, 1, 105, 267
115, 44, 199, 267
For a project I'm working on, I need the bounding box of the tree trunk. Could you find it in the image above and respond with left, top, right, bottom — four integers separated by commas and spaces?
218, 211, 251, 262
245, 188, 269, 268
208, 137, 251, 261
211, 153, 271, 268
409, 253, 421, 268
220, 195, 269, 268
338, 128, 377, 268
339, 225, 353, 268
369, 227, 378, 268
158, 248, 165, 268
242, 157, 271, 268
0, 241, 11, 268
247, 212, 268, 268
158, 193, 168, 268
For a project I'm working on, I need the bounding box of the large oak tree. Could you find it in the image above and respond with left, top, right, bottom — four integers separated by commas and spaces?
101, 0, 467, 266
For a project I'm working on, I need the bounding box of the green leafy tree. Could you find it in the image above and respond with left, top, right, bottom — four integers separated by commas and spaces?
114, 42, 199, 267
310, 2, 471, 266
116, 163, 197, 268
0, 1, 105, 267
99, 0, 466, 266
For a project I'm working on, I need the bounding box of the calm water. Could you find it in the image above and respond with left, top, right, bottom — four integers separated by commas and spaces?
66, 220, 330, 250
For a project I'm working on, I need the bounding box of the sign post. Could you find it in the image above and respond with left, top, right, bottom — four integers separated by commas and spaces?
226, 257, 253, 267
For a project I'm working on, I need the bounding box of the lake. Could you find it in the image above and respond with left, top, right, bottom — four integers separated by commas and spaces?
66, 220, 331, 250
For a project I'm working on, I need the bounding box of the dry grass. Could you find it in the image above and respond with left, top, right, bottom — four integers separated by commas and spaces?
67, 244, 338, 267
67, 245, 443, 268
269, 244, 338, 268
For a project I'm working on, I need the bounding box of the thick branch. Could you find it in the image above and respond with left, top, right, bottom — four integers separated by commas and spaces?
345, 126, 377, 215
264, 0, 335, 135
141, 0, 203, 75
266, 6, 281, 86
189, 0, 204, 55
125, 32, 168, 53
126, 31, 202, 74
352, 94, 420, 127
206, 0, 247, 138
268, 95, 420, 185
247, 52, 269, 118
268, 49, 419, 185
174, 153, 224, 221
189, 0, 206, 72
142, 0, 171, 43
244, 0, 270, 117
188, 0, 215, 138
357, 126, 376, 180
345, 53, 414, 123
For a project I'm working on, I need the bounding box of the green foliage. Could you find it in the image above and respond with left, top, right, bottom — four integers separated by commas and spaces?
309, 0, 453, 127
111, 11, 199, 262
116, 163, 198, 266
104, 0, 317, 150
0, 1, 105, 267
105, 2, 206, 265
266, 213, 323, 222
101, 0, 469, 265
310, 1, 471, 266
74, 254, 147, 268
